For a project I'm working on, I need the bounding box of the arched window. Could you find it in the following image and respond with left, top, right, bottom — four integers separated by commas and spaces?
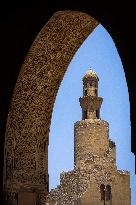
95, 89, 97, 95
84, 90, 87, 96
106, 185, 111, 201
96, 110, 99, 119
83, 110, 87, 119
90, 82, 93, 87
100, 184, 105, 201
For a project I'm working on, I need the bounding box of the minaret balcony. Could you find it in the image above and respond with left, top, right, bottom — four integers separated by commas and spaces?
79, 96, 103, 110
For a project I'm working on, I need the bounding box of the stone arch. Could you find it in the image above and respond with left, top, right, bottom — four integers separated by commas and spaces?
100, 184, 105, 201
3, 10, 98, 205
106, 185, 111, 201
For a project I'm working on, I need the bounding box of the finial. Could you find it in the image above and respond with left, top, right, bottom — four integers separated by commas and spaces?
83, 69, 99, 80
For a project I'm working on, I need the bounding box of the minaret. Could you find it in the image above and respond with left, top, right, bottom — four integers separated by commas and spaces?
46, 69, 131, 205
74, 69, 109, 169
80, 69, 103, 120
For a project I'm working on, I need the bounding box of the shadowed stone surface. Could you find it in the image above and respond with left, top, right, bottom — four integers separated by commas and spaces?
3, 10, 98, 205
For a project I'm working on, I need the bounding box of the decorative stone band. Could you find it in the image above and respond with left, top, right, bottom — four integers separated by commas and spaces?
3, 10, 99, 205
74, 119, 109, 128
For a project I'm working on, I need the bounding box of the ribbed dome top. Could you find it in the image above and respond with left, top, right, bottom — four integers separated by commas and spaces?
83, 69, 98, 80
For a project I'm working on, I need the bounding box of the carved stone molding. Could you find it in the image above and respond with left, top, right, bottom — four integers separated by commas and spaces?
3, 10, 98, 204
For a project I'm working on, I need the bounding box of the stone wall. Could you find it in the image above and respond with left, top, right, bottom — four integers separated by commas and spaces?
74, 119, 109, 168
46, 165, 130, 205
46, 169, 91, 205
46, 118, 131, 205
112, 171, 131, 205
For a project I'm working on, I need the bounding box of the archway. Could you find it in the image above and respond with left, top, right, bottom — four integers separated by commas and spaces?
3, 10, 99, 205
48, 24, 136, 205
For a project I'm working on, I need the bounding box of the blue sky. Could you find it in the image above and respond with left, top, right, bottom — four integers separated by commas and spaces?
48, 24, 136, 204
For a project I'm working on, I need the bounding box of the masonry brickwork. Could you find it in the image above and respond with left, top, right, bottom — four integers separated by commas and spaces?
3, 11, 98, 205
46, 70, 131, 205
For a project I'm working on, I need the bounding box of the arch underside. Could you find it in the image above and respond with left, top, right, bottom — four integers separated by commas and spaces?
3, 10, 98, 204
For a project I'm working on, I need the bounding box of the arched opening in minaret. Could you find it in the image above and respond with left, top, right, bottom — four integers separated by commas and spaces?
106, 185, 112, 201
96, 110, 99, 119
100, 184, 105, 201
82, 110, 87, 120
95, 89, 97, 96
48, 24, 136, 204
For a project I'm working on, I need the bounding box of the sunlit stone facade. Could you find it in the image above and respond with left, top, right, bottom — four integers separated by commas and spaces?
46, 69, 131, 205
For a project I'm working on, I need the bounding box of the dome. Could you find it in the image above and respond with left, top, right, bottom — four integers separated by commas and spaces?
83, 69, 99, 80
